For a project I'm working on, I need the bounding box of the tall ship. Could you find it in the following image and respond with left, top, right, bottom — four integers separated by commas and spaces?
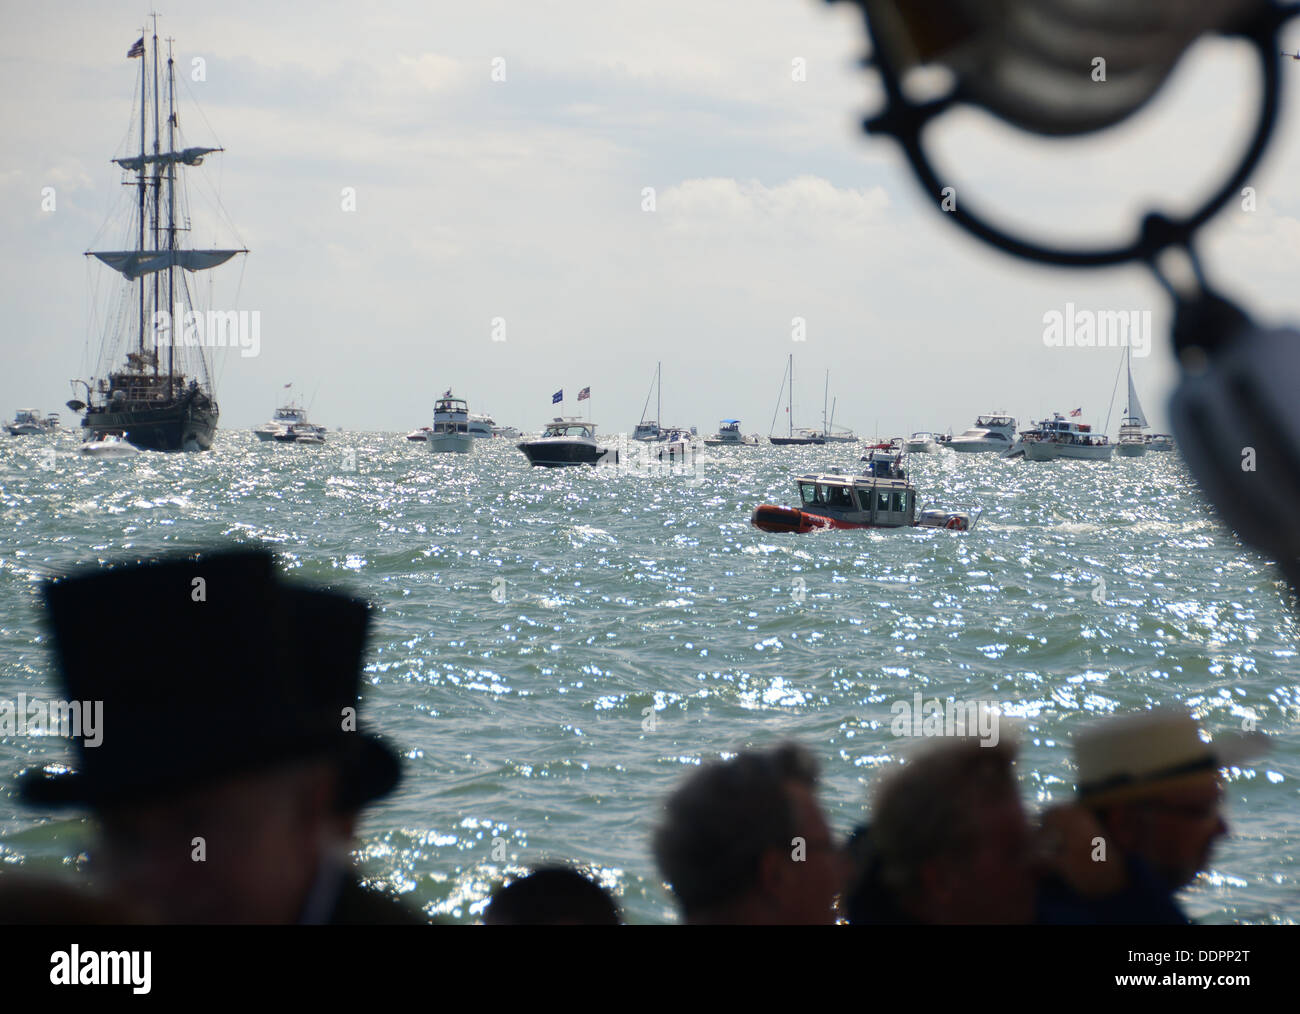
67, 24, 246, 452
1116, 346, 1150, 457
769, 354, 826, 446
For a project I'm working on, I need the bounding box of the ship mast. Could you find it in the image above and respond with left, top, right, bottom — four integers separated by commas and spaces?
166, 35, 177, 398
151, 16, 161, 376
788, 353, 793, 438
136, 24, 146, 355
657, 361, 661, 438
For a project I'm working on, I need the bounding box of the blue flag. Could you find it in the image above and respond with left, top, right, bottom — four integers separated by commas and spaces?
552, 390, 563, 404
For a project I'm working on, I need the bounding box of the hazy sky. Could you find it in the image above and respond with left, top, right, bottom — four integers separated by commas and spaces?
6, 1, 1300, 435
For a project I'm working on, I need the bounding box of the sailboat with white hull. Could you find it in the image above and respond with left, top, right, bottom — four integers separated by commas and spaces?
1117, 346, 1150, 457
67, 24, 246, 452
769, 354, 826, 446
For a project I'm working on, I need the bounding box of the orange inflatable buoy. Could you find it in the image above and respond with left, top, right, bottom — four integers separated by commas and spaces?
945, 515, 965, 531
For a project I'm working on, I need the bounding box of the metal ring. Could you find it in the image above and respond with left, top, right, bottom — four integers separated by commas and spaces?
860, 3, 1299, 268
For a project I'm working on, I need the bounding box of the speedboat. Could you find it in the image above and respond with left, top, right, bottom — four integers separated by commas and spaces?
1146, 434, 1175, 452
751, 450, 980, 533
428, 393, 474, 454
405, 427, 431, 442
491, 423, 521, 439
79, 432, 138, 458
948, 413, 1017, 453
518, 418, 618, 466
273, 423, 326, 445
905, 431, 939, 453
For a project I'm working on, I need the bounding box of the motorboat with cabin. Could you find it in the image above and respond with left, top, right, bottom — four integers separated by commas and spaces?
406, 426, 431, 442
518, 418, 619, 466
5, 409, 58, 436
905, 431, 939, 453
1146, 433, 1174, 452
751, 448, 981, 533
273, 423, 326, 445
947, 413, 1017, 453
429, 393, 474, 454
1022, 413, 1113, 461
255, 388, 319, 442
704, 420, 760, 446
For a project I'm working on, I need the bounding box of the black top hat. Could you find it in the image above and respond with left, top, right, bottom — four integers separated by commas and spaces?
17, 548, 400, 811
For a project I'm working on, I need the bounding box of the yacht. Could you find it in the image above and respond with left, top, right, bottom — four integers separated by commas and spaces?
429, 393, 474, 454
255, 388, 318, 442
769, 355, 826, 445
905, 432, 939, 453
751, 450, 980, 533
1117, 346, 1150, 457
704, 420, 760, 446
468, 413, 495, 439
405, 427, 431, 442
5, 409, 57, 436
1023, 414, 1113, 461
947, 413, 1017, 453
491, 423, 522, 439
518, 418, 618, 466
1146, 434, 1175, 452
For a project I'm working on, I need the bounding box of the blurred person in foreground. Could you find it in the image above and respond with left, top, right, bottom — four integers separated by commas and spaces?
1037, 708, 1266, 924
483, 865, 621, 925
844, 738, 1037, 924
652, 742, 847, 924
14, 548, 423, 924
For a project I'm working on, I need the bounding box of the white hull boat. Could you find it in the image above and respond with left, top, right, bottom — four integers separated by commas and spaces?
429, 392, 473, 455
948, 413, 1017, 453
80, 433, 139, 458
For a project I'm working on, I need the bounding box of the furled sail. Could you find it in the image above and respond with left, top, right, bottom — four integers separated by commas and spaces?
88, 249, 243, 280
113, 146, 220, 171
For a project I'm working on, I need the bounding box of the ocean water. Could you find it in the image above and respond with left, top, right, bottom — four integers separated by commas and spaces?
1, 431, 1297, 924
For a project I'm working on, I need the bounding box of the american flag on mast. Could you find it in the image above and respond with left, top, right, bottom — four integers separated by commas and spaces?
1069, 407, 1082, 417
577, 387, 590, 401
127, 37, 145, 59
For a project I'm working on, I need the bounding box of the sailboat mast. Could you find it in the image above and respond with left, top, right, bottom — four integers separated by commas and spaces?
823, 370, 829, 437
657, 360, 661, 438
166, 37, 176, 397
788, 353, 793, 438
136, 26, 146, 355
150, 19, 161, 374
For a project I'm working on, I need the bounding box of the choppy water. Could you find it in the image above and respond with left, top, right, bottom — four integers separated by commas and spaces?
1, 431, 1297, 924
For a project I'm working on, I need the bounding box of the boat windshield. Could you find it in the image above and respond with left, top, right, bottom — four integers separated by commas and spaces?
544, 424, 594, 438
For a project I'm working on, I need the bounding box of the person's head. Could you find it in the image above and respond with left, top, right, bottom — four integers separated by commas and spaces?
15, 548, 401, 923
1090, 772, 1225, 890
483, 866, 621, 926
1073, 708, 1265, 891
93, 755, 350, 924
867, 739, 1035, 924
652, 741, 845, 924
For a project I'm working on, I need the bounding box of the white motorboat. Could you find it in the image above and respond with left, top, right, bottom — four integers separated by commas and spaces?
1146, 433, 1175, 452
948, 413, 1017, 453
273, 423, 326, 445
405, 427, 431, 442
1117, 346, 1150, 457
1022, 413, 1113, 461
79, 432, 138, 458
704, 419, 760, 446
905, 431, 939, 453
6, 409, 57, 436
491, 424, 521, 439
255, 388, 319, 442
468, 413, 495, 439
518, 418, 618, 466
428, 393, 473, 454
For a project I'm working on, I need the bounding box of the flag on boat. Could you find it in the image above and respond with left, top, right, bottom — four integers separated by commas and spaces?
444, 388, 452, 397
1069, 407, 1082, 417
283, 382, 292, 388
128, 37, 145, 59
577, 387, 590, 401
552, 390, 563, 404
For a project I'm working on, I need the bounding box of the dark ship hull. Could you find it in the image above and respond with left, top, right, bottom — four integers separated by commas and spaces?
83, 390, 218, 452
770, 436, 826, 446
